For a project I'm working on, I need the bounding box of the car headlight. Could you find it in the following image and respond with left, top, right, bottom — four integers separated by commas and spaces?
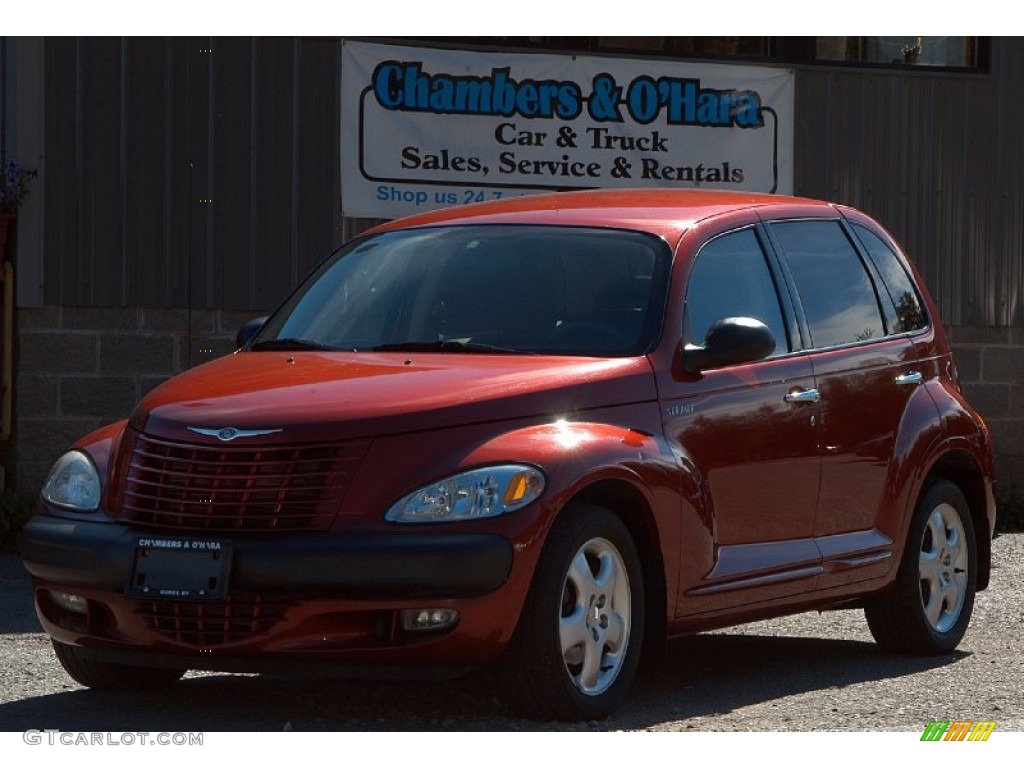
41, 450, 102, 512
386, 465, 545, 523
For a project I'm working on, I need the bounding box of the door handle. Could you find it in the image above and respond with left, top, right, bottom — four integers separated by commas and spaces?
784, 387, 821, 404
894, 371, 923, 386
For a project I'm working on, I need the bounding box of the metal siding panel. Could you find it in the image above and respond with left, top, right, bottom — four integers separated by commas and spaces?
39, 40, 404, 308
0, 39, 5, 158
960, 77, 994, 326
118, 39, 132, 306
994, 43, 1024, 326
824, 71, 871, 208
295, 40, 343, 280
792, 72, 832, 200
209, 37, 253, 311
163, 38, 196, 310
901, 78, 934, 284
916, 77, 970, 326
251, 38, 296, 311
185, 37, 212, 312
42, 38, 79, 306
865, 75, 907, 232
78, 37, 124, 306
125, 39, 169, 309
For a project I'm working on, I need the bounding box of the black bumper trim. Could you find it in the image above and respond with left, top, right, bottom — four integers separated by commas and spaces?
20, 516, 513, 600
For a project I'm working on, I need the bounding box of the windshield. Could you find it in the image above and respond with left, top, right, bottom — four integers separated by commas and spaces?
252, 225, 671, 356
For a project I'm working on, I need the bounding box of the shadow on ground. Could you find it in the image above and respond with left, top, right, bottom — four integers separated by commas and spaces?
0, 555, 38, 634
0, 632, 963, 732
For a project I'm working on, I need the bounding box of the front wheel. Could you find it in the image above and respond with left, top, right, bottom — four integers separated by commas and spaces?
865, 480, 977, 654
505, 504, 644, 720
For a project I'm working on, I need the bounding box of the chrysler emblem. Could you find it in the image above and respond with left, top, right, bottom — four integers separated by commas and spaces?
188, 426, 283, 442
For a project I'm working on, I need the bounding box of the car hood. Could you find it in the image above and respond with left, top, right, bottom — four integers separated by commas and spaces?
131, 351, 657, 443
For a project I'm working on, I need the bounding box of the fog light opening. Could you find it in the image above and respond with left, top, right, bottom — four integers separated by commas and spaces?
400, 608, 460, 633
47, 590, 89, 615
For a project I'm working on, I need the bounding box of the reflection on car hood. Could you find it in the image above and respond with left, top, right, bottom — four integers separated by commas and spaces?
132, 351, 657, 442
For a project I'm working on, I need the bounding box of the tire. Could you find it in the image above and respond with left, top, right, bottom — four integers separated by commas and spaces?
52, 640, 186, 690
505, 504, 644, 720
865, 480, 977, 654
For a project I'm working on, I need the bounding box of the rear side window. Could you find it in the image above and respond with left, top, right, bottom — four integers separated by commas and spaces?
851, 224, 927, 333
685, 228, 789, 353
771, 220, 885, 348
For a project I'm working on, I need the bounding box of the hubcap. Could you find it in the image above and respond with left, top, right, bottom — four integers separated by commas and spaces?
559, 537, 631, 696
919, 502, 968, 633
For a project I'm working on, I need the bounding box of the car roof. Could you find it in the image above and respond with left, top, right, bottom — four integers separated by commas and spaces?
366, 188, 837, 243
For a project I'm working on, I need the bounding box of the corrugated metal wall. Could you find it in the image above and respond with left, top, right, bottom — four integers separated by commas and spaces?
0, 38, 8, 164
38, 37, 1024, 326
793, 41, 1024, 326
42, 37, 344, 311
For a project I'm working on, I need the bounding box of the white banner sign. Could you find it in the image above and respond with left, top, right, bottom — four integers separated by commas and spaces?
341, 40, 794, 219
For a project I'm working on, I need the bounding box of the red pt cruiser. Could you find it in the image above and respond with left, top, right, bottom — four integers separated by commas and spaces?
21, 190, 996, 720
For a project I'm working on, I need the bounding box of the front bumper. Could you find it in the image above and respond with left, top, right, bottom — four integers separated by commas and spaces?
20, 514, 519, 671
21, 515, 513, 599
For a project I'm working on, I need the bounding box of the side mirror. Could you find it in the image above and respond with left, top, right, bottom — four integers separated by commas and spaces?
683, 317, 775, 373
236, 316, 269, 349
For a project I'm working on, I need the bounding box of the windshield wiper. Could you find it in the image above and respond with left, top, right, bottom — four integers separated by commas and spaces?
369, 340, 532, 354
249, 338, 336, 351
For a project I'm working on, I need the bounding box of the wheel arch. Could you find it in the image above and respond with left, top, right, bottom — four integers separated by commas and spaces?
566, 478, 668, 656
922, 449, 993, 591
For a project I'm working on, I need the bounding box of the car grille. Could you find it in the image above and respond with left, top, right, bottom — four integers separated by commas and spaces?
119, 432, 370, 532
133, 596, 291, 647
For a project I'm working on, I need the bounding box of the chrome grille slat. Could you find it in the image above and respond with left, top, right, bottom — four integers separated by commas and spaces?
118, 432, 368, 532
123, 484, 341, 501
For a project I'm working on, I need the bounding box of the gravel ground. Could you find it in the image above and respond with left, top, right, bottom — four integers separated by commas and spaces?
0, 534, 1020, 732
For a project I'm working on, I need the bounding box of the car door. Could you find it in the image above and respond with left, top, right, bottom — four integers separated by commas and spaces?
767, 218, 928, 587
660, 225, 823, 616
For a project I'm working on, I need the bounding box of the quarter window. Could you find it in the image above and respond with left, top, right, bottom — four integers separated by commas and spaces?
771, 220, 884, 348
851, 224, 927, 334
685, 228, 789, 354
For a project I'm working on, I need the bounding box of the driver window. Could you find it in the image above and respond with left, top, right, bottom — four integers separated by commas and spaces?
685, 228, 789, 352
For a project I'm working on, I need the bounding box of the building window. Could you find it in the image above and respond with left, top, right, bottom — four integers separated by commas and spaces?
396, 36, 986, 71
815, 37, 980, 68
408, 37, 771, 61
594, 37, 770, 59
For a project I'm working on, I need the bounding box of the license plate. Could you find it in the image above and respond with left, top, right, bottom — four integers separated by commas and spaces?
129, 537, 231, 600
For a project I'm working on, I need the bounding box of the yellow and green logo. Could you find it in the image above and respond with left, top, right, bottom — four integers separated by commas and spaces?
921, 720, 997, 741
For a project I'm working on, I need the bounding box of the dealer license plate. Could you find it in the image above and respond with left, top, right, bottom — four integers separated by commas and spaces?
128, 537, 231, 600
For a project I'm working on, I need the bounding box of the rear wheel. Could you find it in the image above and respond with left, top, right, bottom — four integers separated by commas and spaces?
865, 480, 976, 654
505, 504, 644, 720
52, 640, 186, 690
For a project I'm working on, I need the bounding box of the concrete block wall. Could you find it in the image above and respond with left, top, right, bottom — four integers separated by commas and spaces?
949, 326, 1024, 491
12, 306, 266, 493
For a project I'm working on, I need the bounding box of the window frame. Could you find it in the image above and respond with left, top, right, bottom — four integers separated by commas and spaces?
252, 222, 675, 358
761, 217, 905, 353
810, 36, 987, 72
396, 37, 989, 74
845, 220, 931, 337
682, 223, 799, 361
